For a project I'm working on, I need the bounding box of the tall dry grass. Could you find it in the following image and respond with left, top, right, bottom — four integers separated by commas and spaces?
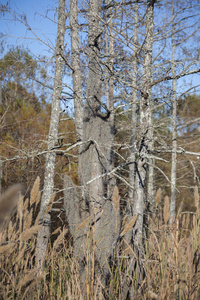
0, 180, 200, 299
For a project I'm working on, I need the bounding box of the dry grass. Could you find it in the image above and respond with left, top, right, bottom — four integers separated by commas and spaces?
0, 178, 200, 299
112, 185, 120, 214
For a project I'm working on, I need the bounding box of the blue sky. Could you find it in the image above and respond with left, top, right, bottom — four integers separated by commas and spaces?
0, 0, 59, 58
0, 0, 75, 109
1, 0, 200, 102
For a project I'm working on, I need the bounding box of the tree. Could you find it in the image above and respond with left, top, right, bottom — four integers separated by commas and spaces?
129, 0, 139, 214
36, 0, 66, 269
133, 0, 155, 264
0, 48, 51, 191
1, 0, 200, 296
65, 0, 121, 289
170, 0, 177, 222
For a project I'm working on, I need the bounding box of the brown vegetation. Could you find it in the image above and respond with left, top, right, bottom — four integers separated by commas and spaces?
0, 178, 200, 299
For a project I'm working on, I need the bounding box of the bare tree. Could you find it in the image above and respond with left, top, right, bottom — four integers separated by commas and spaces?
36, 0, 66, 269
170, 0, 177, 222
106, 5, 116, 200
129, 0, 139, 217
70, 0, 83, 151
133, 0, 155, 278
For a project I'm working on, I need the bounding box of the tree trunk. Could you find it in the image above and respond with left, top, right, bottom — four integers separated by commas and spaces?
0, 160, 2, 194
106, 6, 116, 200
66, 0, 87, 283
170, 0, 177, 223
133, 0, 154, 282
70, 0, 83, 152
147, 118, 154, 207
80, 0, 120, 287
129, 0, 139, 217
36, 0, 66, 269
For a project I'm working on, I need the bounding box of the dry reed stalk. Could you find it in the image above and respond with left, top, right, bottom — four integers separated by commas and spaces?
0, 242, 16, 254
122, 237, 137, 259
155, 188, 162, 207
34, 213, 40, 225
30, 176, 40, 207
112, 186, 120, 214
120, 215, 138, 237
76, 215, 91, 231
53, 227, 68, 250
193, 214, 196, 229
24, 208, 33, 229
0, 231, 5, 244
182, 214, 186, 229
177, 201, 183, 219
15, 247, 27, 264
163, 196, 170, 224
175, 218, 179, 253
23, 198, 29, 212
121, 215, 128, 229
45, 193, 55, 214
194, 185, 199, 209
7, 220, 14, 240
19, 225, 42, 242
151, 230, 163, 274
24, 250, 33, 271
147, 290, 159, 299
35, 191, 41, 208
17, 195, 24, 217
23, 208, 29, 222
186, 213, 190, 229
17, 270, 37, 293
21, 273, 47, 300
51, 226, 61, 236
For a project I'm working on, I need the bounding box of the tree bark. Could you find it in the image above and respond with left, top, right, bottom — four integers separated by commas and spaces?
80, 0, 120, 287
64, 0, 88, 285
70, 0, 83, 150
129, 0, 139, 216
36, 0, 66, 269
133, 0, 154, 279
106, 6, 116, 200
170, 0, 177, 223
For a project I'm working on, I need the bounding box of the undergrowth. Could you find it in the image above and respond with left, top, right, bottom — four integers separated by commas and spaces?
0, 177, 200, 299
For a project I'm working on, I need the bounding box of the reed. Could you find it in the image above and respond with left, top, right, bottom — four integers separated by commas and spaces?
0, 179, 200, 299
163, 195, 170, 224
112, 185, 120, 214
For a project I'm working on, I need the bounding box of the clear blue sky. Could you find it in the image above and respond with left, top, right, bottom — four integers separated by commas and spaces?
0, 0, 59, 58
1, 0, 200, 98
0, 0, 74, 109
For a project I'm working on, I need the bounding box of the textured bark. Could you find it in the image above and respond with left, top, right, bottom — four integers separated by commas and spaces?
122, 3, 140, 297
170, 0, 177, 223
106, 7, 116, 200
68, 0, 87, 282
36, 0, 66, 269
0, 160, 2, 194
0, 88, 1, 194
82, 0, 103, 222
80, 0, 119, 286
129, 0, 138, 217
63, 175, 87, 283
133, 0, 154, 269
70, 0, 83, 149
81, 117, 120, 282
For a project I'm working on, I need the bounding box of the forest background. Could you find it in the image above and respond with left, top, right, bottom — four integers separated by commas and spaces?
0, 0, 200, 299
